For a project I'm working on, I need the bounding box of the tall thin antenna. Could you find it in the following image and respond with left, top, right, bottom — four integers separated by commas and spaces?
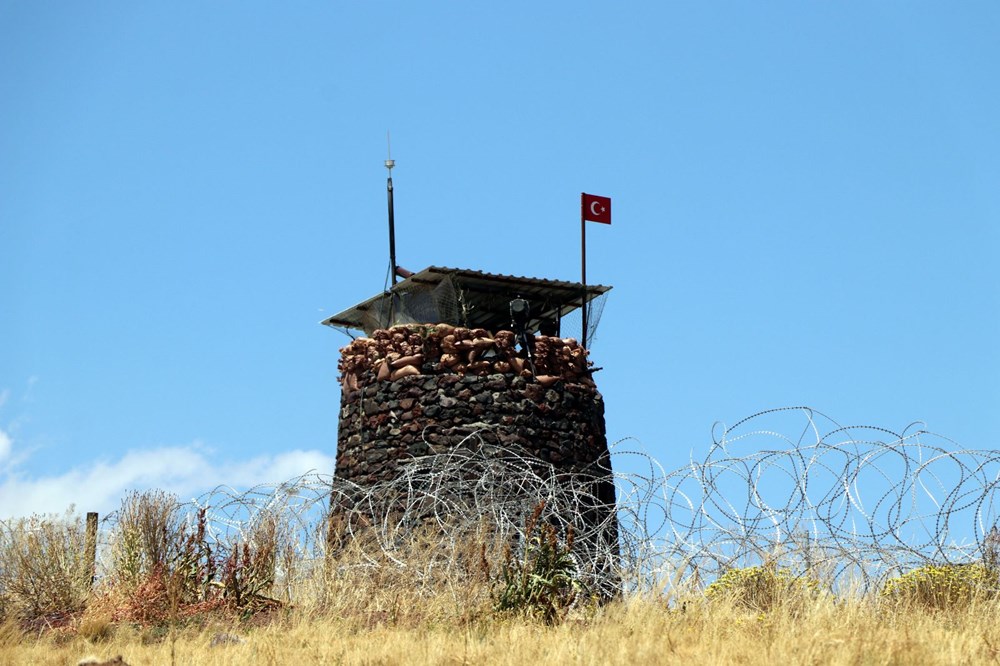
385, 132, 397, 286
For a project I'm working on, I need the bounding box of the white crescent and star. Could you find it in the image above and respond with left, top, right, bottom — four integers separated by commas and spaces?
590, 201, 604, 216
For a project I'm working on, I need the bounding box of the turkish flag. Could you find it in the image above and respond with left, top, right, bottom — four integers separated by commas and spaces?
582, 193, 611, 224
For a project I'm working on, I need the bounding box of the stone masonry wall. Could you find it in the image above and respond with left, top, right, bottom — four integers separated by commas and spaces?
334, 324, 618, 580
335, 325, 609, 488
337, 371, 608, 486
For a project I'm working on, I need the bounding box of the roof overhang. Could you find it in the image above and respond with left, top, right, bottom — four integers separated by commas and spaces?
321, 266, 611, 336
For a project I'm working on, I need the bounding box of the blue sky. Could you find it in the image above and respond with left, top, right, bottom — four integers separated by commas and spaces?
1, 3, 997, 519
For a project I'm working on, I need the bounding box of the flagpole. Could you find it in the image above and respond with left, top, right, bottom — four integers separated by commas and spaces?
581, 193, 588, 349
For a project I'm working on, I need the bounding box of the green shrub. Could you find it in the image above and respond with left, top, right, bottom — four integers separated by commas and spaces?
705, 564, 820, 613
216, 510, 288, 614
881, 563, 999, 610
108, 491, 289, 621
111, 490, 185, 590
490, 502, 583, 625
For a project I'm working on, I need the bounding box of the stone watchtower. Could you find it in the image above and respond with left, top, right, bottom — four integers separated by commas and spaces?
323, 266, 617, 574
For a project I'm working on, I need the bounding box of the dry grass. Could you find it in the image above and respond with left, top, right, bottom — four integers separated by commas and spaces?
0, 510, 92, 620
4, 595, 1000, 665
5, 492, 1000, 665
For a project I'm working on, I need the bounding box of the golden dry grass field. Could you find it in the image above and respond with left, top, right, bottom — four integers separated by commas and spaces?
5, 595, 1000, 666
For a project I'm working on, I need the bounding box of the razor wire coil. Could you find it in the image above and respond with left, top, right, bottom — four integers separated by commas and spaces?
96, 407, 1000, 597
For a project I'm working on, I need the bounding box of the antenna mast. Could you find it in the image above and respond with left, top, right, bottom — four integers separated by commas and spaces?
385, 132, 397, 286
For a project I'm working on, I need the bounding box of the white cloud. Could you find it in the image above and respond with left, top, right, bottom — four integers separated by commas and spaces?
0, 381, 335, 519
0, 429, 11, 463
0, 444, 336, 519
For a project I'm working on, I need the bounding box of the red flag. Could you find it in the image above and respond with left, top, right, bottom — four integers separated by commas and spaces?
582, 193, 611, 224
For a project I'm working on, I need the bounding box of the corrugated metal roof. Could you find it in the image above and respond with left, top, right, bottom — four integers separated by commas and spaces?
321, 266, 611, 334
